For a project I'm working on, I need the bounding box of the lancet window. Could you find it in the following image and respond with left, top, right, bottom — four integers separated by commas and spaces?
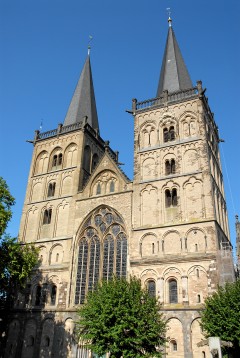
75, 206, 127, 304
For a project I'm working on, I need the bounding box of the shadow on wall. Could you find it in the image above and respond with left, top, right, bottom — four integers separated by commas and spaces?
3, 270, 77, 358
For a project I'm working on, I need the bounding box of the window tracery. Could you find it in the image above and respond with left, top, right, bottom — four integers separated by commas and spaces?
75, 207, 127, 304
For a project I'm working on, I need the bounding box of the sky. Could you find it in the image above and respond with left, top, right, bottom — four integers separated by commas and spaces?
0, 0, 240, 258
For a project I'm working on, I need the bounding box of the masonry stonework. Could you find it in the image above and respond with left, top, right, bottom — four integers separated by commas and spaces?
4, 20, 235, 358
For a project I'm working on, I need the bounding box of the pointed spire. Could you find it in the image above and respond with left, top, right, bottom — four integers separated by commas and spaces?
156, 17, 193, 96
63, 53, 99, 132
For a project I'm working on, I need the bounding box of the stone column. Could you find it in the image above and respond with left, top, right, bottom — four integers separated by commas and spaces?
181, 275, 189, 303
157, 277, 164, 303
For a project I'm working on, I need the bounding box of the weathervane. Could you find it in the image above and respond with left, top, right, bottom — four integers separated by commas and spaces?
166, 7, 172, 27
88, 35, 93, 55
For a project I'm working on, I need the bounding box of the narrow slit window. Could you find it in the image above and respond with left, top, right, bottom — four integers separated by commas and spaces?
165, 189, 171, 208
163, 128, 169, 142
172, 188, 177, 206
152, 243, 155, 254
169, 126, 175, 141
165, 160, 171, 175
171, 159, 176, 174
50, 285, 57, 306
169, 279, 178, 303
35, 285, 42, 306
96, 183, 101, 195
110, 180, 115, 193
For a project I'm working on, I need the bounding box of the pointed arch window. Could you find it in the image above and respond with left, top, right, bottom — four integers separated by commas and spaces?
75, 207, 127, 305
169, 279, 178, 303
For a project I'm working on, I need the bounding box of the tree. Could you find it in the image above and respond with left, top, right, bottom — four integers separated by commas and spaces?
201, 280, 240, 356
0, 177, 15, 236
76, 276, 166, 358
0, 177, 39, 354
0, 236, 39, 306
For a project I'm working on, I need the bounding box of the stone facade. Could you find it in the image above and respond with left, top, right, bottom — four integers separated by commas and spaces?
5, 28, 235, 358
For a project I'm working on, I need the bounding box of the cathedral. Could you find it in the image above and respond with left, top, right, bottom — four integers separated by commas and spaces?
5, 16, 235, 358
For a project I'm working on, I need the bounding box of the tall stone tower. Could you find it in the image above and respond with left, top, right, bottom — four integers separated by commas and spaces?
5, 17, 235, 358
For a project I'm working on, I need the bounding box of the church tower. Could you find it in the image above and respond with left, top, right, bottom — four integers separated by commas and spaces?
129, 16, 234, 358
5, 17, 235, 358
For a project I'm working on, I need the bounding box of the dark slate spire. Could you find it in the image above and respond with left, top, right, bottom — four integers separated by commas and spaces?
156, 17, 193, 96
64, 53, 99, 132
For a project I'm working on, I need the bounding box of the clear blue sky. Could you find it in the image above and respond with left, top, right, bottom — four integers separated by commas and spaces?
1, 0, 240, 257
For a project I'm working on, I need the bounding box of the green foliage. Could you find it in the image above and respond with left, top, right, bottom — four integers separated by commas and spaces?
201, 280, 240, 355
0, 177, 15, 236
76, 276, 166, 358
0, 236, 39, 303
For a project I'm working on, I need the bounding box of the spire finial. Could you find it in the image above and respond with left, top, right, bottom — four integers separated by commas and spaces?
166, 8, 172, 27
88, 35, 93, 56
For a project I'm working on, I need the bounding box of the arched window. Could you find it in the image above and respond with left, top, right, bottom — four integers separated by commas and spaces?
35, 285, 42, 306
47, 182, 56, 197
172, 188, 177, 206
163, 128, 169, 142
163, 126, 175, 142
96, 183, 101, 195
170, 340, 177, 351
43, 208, 52, 224
196, 268, 200, 278
165, 160, 171, 175
169, 279, 178, 303
50, 285, 57, 306
197, 294, 201, 303
91, 153, 99, 172
52, 153, 63, 169
83, 145, 91, 173
169, 126, 175, 141
147, 280, 156, 298
171, 159, 176, 174
165, 190, 171, 208
110, 180, 115, 193
56, 253, 59, 262
52, 154, 57, 168
165, 159, 176, 175
75, 207, 127, 305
